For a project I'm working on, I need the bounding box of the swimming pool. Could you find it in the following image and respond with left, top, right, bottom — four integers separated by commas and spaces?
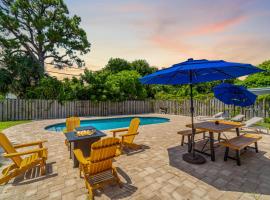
45, 116, 170, 132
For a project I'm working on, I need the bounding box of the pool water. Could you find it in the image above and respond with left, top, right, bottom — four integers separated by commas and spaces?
45, 116, 169, 132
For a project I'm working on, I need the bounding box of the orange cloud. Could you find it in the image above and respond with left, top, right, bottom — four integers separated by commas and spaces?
148, 14, 248, 54
150, 34, 191, 53
191, 15, 247, 36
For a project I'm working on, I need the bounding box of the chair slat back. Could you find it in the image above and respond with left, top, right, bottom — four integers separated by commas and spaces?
213, 112, 224, 118
231, 114, 245, 122
66, 117, 80, 132
124, 118, 140, 144
88, 138, 120, 175
0, 132, 22, 166
244, 117, 263, 127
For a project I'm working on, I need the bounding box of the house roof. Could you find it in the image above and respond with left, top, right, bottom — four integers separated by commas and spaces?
248, 87, 270, 95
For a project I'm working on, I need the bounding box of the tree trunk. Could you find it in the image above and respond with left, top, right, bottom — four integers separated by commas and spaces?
32, 54, 45, 86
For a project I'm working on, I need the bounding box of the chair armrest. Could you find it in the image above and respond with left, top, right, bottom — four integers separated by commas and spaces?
73, 149, 88, 165
14, 140, 47, 148
3, 148, 47, 158
110, 128, 129, 133
120, 132, 139, 137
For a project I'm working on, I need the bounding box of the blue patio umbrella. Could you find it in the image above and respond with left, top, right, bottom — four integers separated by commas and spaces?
213, 83, 257, 107
140, 58, 263, 164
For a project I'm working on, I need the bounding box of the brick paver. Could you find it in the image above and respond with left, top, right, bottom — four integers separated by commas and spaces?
1, 114, 270, 200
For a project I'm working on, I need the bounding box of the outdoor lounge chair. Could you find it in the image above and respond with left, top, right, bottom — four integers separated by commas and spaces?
0, 132, 47, 185
230, 114, 245, 122
110, 118, 141, 153
196, 111, 226, 121
243, 117, 263, 128
64, 117, 80, 148
242, 117, 267, 133
73, 137, 122, 200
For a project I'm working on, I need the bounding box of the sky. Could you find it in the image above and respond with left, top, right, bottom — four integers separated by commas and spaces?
49, 0, 270, 78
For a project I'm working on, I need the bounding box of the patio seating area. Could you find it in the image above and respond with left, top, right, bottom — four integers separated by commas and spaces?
1, 114, 270, 200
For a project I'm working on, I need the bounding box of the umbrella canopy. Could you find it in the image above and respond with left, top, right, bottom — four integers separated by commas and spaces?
213, 83, 257, 107
140, 58, 263, 85
140, 58, 263, 164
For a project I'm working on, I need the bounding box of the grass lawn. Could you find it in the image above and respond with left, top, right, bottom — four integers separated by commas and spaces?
0, 120, 31, 132
0, 120, 31, 167
258, 122, 270, 129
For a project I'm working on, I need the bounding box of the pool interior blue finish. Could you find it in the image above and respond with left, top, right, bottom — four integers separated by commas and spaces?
45, 117, 170, 132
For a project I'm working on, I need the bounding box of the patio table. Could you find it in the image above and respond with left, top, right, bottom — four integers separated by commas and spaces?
64, 126, 106, 167
186, 121, 243, 161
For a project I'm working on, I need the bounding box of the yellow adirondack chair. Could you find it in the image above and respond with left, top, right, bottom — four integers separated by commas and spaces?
64, 117, 80, 148
64, 116, 80, 133
110, 118, 141, 152
74, 137, 122, 200
0, 132, 48, 185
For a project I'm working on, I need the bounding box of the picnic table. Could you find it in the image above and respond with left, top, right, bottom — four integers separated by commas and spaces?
186, 121, 244, 161
64, 126, 106, 167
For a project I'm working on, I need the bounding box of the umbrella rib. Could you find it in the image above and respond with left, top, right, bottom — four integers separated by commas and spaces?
193, 70, 198, 82
213, 68, 235, 79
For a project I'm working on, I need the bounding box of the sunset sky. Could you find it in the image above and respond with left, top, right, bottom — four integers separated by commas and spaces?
48, 0, 270, 78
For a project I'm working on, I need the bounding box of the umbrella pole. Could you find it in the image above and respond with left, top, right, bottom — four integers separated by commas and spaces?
190, 84, 195, 157
182, 83, 206, 164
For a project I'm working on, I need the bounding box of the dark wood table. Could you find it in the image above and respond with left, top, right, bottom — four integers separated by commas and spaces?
186, 121, 243, 161
64, 126, 106, 167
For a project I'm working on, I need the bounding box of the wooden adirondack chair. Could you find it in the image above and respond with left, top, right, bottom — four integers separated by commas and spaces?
0, 132, 48, 185
110, 118, 141, 152
74, 137, 122, 200
64, 117, 80, 148
65, 116, 81, 133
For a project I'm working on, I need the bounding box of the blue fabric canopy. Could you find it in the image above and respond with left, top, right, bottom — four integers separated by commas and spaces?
213, 83, 257, 107
140, 58, 263, 164
140, 58, 263, 85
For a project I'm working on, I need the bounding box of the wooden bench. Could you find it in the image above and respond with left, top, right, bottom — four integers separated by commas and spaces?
219, 133, 262, 166
177, 129, 205, 152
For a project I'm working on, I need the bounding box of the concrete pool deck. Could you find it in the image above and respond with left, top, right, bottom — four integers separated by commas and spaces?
1, 114, 270, 200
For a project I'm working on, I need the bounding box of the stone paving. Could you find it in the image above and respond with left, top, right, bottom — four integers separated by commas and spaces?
1, 114, 270, 200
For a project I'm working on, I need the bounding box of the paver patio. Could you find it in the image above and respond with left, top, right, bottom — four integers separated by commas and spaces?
1, 114, 270, 200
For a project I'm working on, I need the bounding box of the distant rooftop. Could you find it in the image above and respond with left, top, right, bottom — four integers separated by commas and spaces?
248, 87, 270, 95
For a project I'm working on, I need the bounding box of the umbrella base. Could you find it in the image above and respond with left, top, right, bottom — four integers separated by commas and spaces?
182, 153, 206, 164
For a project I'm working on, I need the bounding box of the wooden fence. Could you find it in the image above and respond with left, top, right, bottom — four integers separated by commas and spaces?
0, 99, 269, 121
0, 99, 153, 121
153, 99, 270, 119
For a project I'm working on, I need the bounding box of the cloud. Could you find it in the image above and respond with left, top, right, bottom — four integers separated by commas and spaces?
211, 35, 270, 64
150, 35, 191, 53
190, 15, 247, 36
146, 13, 248, 55
64, 0, 270, 71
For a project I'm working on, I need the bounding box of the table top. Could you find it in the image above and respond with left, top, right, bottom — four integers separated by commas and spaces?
186, 121, 243, 133
64, 126, 106, 142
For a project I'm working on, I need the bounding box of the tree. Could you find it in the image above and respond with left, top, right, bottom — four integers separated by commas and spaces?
131, 59, 157, 76
26, 76, 63, 99
62, 77, 90, 100
0, 50, 42, 96
237, 60, 270, 88
105, 70, 147, 101
104, 58, 132, 73
0, 0, 90, 73
81, 69, 110, 101
0, 67, 11, 94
